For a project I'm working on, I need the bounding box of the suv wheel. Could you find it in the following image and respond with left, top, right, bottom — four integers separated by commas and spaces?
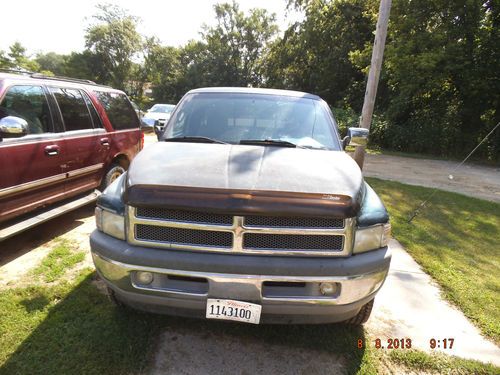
343, 299, 374, 325
101, 164, 125, 190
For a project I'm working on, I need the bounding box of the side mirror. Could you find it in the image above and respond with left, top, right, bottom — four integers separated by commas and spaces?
0, 116, 28, 139
347, 127, 369, 147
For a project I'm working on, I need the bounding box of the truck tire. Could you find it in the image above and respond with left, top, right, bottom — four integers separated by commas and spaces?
343, 299, 374, 325
101, 164, 125, 191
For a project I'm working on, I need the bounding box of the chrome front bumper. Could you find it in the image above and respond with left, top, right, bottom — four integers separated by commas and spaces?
91, 231, 391, 323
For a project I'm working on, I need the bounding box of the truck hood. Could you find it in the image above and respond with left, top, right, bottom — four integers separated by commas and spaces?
125, 142, 364, 217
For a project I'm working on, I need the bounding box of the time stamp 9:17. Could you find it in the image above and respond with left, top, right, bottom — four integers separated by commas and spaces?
357, 338, 455, 350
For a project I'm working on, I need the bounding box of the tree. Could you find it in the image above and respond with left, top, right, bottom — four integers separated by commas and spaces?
35, 52, 67, 76
201, 1, 278, 87
371, 0, 500, 160
85, 3, 143, 89
0, 42, 40, 71
264, 0, 377, 108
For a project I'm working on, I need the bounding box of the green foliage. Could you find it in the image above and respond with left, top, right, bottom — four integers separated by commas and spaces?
147, 1, 278, 103
264, 0, 378, 109
0, 42, 40, 72
376, 0, 500, 161
84, 3, 143, 89
2, 1, 498, 161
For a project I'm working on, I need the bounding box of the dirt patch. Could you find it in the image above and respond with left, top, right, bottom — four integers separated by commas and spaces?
362, 153, 500, 202
152, 327, 348, 375
0, 206, 95, 289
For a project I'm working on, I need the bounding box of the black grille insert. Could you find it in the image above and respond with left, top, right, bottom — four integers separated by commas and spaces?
244, 216, 344, 229
243, 233, 343, 251
136, 207, 233, 226
136, 224, 233, 248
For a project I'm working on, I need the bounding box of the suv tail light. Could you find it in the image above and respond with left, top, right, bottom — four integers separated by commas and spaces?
140, 130, 144, 150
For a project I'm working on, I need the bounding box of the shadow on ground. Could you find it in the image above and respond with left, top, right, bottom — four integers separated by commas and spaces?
0, 272, 368, 375
0, 205, 94, 267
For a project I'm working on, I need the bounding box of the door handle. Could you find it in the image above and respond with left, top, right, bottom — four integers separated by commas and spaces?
44, 145, 60, 156
100, 138, 110, 146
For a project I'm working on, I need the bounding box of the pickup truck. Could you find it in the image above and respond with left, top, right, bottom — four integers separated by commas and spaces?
90, 87, 391, 325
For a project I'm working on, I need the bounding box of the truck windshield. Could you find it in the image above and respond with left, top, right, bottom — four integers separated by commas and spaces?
164, 93, 340, 150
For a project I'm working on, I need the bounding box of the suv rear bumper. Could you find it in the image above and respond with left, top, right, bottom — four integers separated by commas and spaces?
90, 230, 391, 323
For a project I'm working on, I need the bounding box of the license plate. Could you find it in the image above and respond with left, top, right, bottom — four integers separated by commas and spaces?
206, 299, 262, 324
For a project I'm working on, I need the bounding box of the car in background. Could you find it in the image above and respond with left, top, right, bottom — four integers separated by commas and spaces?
0, 71, 143, 241
140, 103, 175, 134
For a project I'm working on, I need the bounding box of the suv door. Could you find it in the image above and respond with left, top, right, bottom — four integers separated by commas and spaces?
49, 87, 108, 197
0, 84, 68, 223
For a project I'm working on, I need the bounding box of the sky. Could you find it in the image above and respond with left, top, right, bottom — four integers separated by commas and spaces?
1, 0, 300, 56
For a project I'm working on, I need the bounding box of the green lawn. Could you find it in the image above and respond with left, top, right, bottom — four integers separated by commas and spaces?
367, 178, 500, 344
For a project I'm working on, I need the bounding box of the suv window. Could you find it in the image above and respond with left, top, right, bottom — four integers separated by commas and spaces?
82, 92, 103, 128
0, 85, 52, 138
51, 87, 94, 131
95, 91, 140, 130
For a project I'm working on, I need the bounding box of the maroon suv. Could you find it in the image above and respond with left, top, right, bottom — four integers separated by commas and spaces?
0, 72, 143, 241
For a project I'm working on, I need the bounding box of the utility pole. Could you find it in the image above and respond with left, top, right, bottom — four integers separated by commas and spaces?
353, 0, 392, 169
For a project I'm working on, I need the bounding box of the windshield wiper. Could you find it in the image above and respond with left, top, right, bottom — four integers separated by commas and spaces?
164, 136, 227, 144
239, 139, 302, 148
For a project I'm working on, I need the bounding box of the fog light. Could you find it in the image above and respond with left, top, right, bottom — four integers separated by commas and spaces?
319, 282, 337, 296
136, 271, 154, 285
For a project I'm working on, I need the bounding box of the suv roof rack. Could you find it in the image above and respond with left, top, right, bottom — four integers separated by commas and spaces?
30, 73, 98, 85
0, 68, 34, 75
0, 68, 111, 87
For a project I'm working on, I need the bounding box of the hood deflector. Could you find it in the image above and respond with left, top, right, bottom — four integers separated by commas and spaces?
125, 185, 360, 218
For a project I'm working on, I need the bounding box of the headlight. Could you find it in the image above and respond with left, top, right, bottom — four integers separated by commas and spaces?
353, 223, 391, 254
95, 207, 125, 240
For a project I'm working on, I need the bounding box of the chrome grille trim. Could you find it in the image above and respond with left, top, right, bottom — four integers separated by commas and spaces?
127, 206, 355, 257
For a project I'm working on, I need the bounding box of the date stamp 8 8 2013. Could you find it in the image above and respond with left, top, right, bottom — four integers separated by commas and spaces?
357, 338, 455, 350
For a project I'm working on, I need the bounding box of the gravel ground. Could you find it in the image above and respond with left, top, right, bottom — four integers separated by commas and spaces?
362, 153, 500, 202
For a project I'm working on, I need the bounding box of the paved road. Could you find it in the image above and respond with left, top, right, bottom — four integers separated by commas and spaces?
363, 153, 500, 202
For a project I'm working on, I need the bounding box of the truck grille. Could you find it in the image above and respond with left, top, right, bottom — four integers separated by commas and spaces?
243, 233, 344, 251
136, 224, 233, 248
128, 206, 353, 256
136, 207, 233, 226
244, 215, 344, 229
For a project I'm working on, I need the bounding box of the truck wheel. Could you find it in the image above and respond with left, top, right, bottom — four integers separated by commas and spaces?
101, 164, 125, 190
343, 299, 374, 325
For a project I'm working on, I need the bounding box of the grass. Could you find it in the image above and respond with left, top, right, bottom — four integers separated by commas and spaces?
0, 270, 162, 375
388, 350, 499, 374
367, 177, 500, 344
31, 239, 85, 282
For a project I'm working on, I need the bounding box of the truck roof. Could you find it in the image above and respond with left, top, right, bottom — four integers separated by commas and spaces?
187, 87, 322, 100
